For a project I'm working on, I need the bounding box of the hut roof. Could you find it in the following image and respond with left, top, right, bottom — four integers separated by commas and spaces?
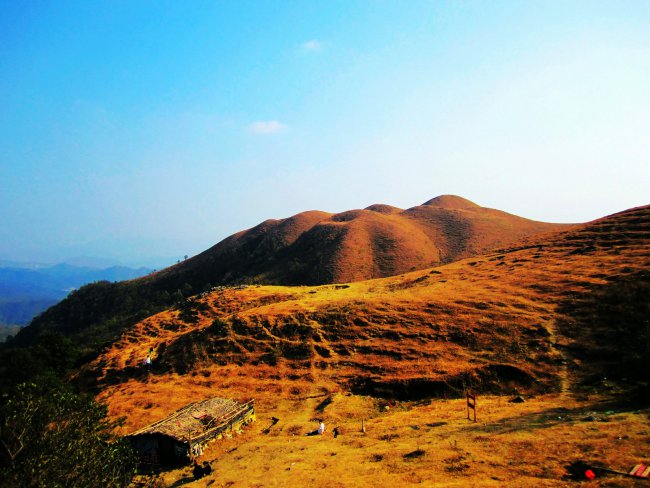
129, 396, 253, 442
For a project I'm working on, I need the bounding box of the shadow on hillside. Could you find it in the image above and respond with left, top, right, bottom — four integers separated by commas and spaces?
348, 363, 548, 401
92, 361, 168, 390
167, 475, 195, 487
555, 271, 649, 389
463, 399, 645, 435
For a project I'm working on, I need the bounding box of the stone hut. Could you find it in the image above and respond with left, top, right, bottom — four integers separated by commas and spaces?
128, 396, 255, 467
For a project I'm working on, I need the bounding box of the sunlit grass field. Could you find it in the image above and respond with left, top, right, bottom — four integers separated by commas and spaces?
87, 205, 649, 486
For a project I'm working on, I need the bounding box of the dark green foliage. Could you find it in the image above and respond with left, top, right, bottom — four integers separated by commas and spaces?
0, 332, 80, 391
0, 380, 136, 487
181, 282, 193, 297
0, 324, 22, 343
9, 281, 173, 364
0, 328, 137, 485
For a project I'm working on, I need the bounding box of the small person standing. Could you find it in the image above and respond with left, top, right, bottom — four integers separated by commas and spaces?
145, 355, 151, 370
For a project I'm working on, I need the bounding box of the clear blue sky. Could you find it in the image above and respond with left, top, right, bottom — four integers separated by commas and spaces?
1, 1, 649, 267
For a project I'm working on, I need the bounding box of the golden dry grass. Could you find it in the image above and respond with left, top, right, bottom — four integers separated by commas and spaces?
125, 385, 650, 488
86, 204, 650, 486
142, 195, 568, 287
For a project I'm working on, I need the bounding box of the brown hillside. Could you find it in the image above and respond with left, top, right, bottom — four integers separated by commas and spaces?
16, 195, 567, 361
87, 204, 649, 418
87, 204, 649, 487
145, 195, 568, 288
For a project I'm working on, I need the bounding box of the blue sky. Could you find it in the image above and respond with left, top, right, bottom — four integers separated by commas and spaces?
1, 1, 649, 267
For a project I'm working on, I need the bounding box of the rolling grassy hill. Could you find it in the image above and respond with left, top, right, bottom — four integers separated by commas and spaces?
83, 204, 649, 426
149, 194, 567, 287
14, 195, 567, 355
6, 201, 643, 487
78, 203, 649, 487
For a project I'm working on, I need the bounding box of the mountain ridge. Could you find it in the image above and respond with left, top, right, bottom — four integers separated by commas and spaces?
10, 195, 570, 353
151, 194, 570, 287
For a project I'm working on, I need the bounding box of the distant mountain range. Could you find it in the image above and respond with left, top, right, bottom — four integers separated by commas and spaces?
0, 262, 153, 336
0, 256, 125, 270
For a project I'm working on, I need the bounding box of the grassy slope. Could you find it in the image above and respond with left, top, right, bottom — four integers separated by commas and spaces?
133, 393, 649, 488
19, 195, 566, 358
92, 204, 649, 487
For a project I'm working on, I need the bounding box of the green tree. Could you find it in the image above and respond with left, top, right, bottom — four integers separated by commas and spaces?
0, 380, 135, 487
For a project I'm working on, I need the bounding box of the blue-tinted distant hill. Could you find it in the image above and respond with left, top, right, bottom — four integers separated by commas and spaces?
0, 263, 152, 335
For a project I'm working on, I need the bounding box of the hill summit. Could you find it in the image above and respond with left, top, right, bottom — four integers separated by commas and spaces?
152, 194, 568, 287
422, 194, 480, 209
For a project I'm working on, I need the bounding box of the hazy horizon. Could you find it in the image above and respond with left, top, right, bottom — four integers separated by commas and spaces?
2, 1, 649, 266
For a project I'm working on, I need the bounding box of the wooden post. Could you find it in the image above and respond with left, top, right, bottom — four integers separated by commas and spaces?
361, 418, 366, 433
466, 392, 477, 423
